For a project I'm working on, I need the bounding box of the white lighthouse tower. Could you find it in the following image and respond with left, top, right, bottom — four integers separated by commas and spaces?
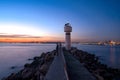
64, 23, 72, 50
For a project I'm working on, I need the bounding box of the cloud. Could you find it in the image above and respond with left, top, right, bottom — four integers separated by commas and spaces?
0, 22, 47, 37
0, 33, 42, 38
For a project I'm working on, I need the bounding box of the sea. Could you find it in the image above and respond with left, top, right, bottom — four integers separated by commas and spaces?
0, 43, 120, 79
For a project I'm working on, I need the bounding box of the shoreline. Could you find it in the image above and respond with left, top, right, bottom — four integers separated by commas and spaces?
2, 47, 120, 80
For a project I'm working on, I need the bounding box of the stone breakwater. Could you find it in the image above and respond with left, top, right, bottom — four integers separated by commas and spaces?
2, 50, 56, 80
2, 47, 120, 80
70, 47, 120, 80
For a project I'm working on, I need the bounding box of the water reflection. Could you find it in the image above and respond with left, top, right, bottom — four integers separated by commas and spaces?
110, 46, 116, 67
76, 44, 120, 68
0, 43, 56, 79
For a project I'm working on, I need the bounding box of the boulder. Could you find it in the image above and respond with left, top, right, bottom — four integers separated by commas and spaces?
40, 64, 49, 75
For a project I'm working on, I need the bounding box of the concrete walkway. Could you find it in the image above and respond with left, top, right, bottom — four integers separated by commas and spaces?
45, 44, 68, 80
45, 44, 96, 80
64, 50, 96, 80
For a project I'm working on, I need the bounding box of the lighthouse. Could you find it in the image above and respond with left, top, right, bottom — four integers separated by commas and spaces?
64, 23, 72, 50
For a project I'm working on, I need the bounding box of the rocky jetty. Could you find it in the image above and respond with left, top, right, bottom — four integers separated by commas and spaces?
3, 50, 56, 80
2, 47, 120, 80
70, 47, 120, 80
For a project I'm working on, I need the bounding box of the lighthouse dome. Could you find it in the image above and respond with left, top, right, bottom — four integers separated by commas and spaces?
64, 23, 72, 32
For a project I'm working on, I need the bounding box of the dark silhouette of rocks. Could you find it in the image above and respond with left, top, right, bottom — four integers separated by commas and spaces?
27, 58, 33, 61
70, 47, 120, 80
2, 47, 120, 80
10, 66, 17, 69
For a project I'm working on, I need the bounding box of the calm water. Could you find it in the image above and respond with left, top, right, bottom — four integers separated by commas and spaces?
0, 43, 56, 79
0, 43, 120, 79
73, 44, 120, 69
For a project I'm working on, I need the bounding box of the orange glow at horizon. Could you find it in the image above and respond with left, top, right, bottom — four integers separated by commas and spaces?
0, 22, 65, 42
0, 37, 64, 42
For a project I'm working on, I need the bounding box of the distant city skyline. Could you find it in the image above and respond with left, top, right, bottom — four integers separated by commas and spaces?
0, 0, 120, 42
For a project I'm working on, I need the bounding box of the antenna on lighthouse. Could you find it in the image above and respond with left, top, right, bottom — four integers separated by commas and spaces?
64, 23, 72, 50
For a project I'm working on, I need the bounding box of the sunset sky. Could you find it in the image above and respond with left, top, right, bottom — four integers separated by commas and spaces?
0, 0, 120, 42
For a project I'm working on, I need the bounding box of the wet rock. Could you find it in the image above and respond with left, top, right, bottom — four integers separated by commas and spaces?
40, 64, 49, 75
45, 54, 53, 62
40, 53, 46, 58
6, 73, 16, 80
40, 73, 44, 80
94, 74, 104, 80
34, 56, 40, 60
103, 72, 113, 80
10, 66, 17, 69
21, 69, 32, 79
27, 58, 33, 61
24, 63, 31, 68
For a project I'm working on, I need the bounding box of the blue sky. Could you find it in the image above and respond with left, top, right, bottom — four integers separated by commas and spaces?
0, 0, 120, 42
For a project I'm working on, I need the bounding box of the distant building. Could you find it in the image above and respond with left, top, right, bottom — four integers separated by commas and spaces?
109, 40, 116, 46
97, 40, 116, 46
